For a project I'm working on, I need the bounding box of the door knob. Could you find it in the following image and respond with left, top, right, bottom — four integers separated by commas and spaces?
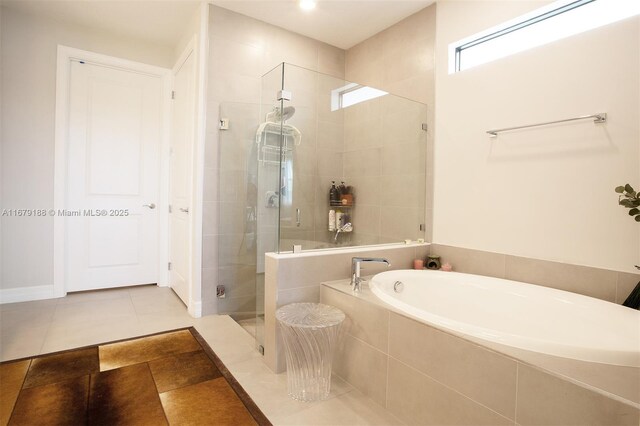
143, 203, 156, 209
180, 207, 189, 213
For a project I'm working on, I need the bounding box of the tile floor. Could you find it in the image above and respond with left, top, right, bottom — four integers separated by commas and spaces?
2, 329, 261, 425
0, 285, 402, 425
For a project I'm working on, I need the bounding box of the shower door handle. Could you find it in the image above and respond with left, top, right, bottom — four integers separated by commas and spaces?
296, 208, 301, 227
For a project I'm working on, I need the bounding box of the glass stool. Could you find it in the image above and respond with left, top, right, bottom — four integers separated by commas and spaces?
276, 302, 345, 401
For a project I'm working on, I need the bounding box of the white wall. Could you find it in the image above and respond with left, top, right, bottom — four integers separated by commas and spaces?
0, 7, 175, 291
433, 1, 640, 273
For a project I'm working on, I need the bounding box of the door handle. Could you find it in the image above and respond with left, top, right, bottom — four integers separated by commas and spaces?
142, 203, 156, 209
296, 208, 301, 227
180, 207, 189, 213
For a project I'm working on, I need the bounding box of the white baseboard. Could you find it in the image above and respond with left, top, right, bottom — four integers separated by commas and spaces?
0, 285, 59, 304
188, 300, 202, 318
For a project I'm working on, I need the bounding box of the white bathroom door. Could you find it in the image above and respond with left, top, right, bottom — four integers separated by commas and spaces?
168, 50, 195, 305
66, 60, 162, 292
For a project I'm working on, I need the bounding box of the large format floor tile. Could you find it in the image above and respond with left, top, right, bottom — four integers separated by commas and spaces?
0, 286, 402, 425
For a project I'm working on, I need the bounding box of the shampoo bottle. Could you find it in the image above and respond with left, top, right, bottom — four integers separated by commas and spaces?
329, 181, 340, 206
328, 209, 336, 231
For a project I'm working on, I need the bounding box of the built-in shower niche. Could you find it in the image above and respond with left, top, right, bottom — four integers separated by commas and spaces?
257, 63, 429, 253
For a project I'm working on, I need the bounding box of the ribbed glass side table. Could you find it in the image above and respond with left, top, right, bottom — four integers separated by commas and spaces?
276, 302, 345, 402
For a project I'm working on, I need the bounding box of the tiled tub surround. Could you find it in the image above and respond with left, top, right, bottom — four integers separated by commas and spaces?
320, 281, 640, 425
429, 244, 640, 305
263, 243, 429, 373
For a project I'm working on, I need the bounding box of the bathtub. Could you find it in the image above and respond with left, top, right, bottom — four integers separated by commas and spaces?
369, 269, 640, 367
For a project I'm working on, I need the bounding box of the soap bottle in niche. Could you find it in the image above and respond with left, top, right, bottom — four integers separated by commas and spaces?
338, 181, 347, 203
341, 185, 353, 206
329, 181, 340, 206
328, 209, 336, 231
335, 210, 344, 228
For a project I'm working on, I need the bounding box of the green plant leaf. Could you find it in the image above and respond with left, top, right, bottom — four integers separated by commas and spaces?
620, 199, 634, 207
615, 186, 625, 193
625, 184, 635, 194
635, 215, 640, 222
630, 208, 640, 216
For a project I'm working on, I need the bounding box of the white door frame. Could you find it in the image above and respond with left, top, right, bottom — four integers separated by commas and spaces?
171, 35, 205, 318
53, 45, 172, 297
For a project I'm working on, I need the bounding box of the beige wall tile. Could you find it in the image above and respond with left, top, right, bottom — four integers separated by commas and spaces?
276, 255, 352, 289
317, 150, 344, 177
343, 148, 381, 178
505, 255, 617, 302
317, 43, 345, 79
389, 313, 517, 419
316, 120, 344, 151
344, 119, 383, 152
209, 5, 270, 50
516, 364, 639, 425
334, 334, 388, 406
321, 286, 389, 352
381, 143, 426, 176
387, 358, 512, 426
209, 36, 263, 78
380, 174, 426, 209
277, 286, 320, 308
264, 28, 319, 72
379, 206, 422, 241
351, 205, 381, 236
346, 176, 381, 206
263, 271, 280, 372
209, 71, 261, 104
616, 272, 640, 304
504, 347, 640, 405
430, 244, 506, 278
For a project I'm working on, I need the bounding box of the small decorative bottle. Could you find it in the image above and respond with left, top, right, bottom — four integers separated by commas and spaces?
426, 255, 441, 270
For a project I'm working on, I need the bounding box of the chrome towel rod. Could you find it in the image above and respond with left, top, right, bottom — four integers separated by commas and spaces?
487, 113, 607, 137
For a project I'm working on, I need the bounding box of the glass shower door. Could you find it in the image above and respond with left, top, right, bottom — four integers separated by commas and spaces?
216, 101, 260, 336
255, 64, 285, 351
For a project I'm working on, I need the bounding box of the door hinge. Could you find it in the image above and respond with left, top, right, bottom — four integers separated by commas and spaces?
168, 204, 172, 213
168, 262, 172, 271
171, 90, 175, 100
421, 123, 428, 131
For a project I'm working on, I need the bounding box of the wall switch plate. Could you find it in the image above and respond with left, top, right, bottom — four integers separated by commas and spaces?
219, 118, 229, 130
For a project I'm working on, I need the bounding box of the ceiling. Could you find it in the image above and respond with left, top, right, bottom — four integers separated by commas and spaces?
210, 0, 434, 49
0, 0, 201, 47
0, 0, 434, 50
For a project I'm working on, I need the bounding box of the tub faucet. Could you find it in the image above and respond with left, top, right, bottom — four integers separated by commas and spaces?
351, 257, 390, 292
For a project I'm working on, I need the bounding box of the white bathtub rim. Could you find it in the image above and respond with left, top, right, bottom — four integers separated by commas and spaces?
367, 270, 640, 368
